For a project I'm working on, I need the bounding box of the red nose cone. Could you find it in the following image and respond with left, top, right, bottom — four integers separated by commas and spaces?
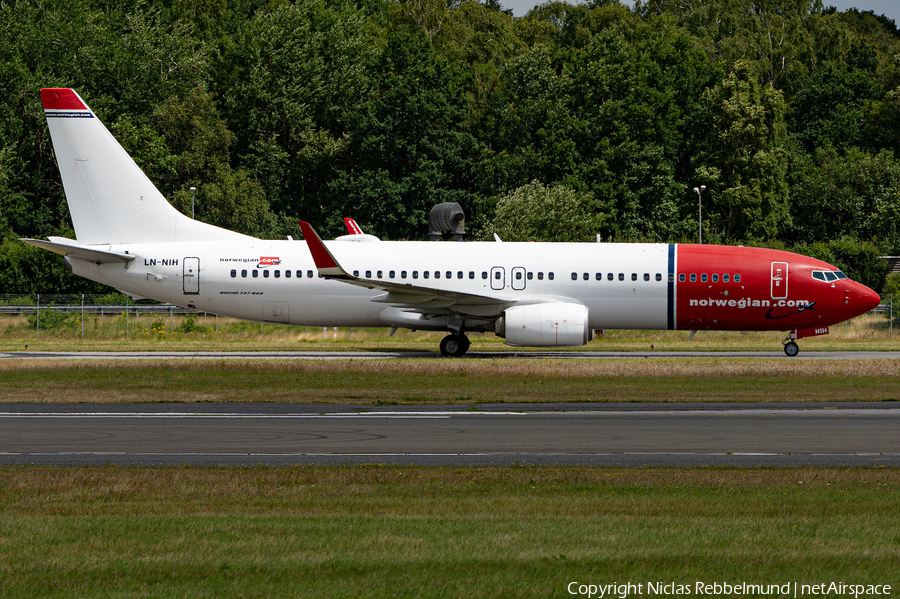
856, 286, 881, 312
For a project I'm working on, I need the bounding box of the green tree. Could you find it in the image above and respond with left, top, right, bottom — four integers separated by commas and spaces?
327, 29, 482, 239
694, 63, 790, 241
481, 180, 607, 241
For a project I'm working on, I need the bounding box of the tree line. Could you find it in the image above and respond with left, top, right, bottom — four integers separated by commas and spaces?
0, 0, 898, 293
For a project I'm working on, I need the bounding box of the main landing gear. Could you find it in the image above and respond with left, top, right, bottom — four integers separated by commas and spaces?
440, 333, 470, 357
783, 339, 799, 357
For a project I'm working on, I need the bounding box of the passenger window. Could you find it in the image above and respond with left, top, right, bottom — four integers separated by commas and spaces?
527, 272, 533, 280
483, 272, 488, 279
401, 271, 407, 279
596, 273, 602, 281
468, 271, 474, 279
643, 273, 650, 281
307, 270, 313, 278
571, 272, 578, 281
538, 272, 544, 280
297, 270, 302, 278
413, 271, 419, 279
422, 271, 428, 279
548, 272, 555, 280
734, 274, 741, 282
583, 273, 589, 281
274, 270, 281, 278
618, 273, 624, 281
365, 270, 372, 278
253, 270, 259, 278
723, 274, 729, 283
668, 273, 674, 282
353, 270, 359, 277
631, 273, 637, 281
241, 270, 248, 278
516, 271, 522, 280
457, 271, 463, 279
701, 274, 707, 282
377, 270, 383, 278
230, 269, 236, 278
285, 270, 291, 279
712, 274, 718, 283
608, 273, 614, 281
318, 274, 324, 279
263, 270, 270, 278
656, 273, 662, 281
679, 273, 685, 282
434, 271, 440, 279
689, 274, 696, 282
389, 270, 395, 279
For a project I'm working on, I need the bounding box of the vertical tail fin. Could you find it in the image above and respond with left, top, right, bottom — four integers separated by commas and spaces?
41, 88, 251, 245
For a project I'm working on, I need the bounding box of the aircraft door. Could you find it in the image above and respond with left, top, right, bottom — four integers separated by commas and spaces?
511, 266, 526, 291
771, 262, 788, 300
183, 257, 200, 294
490, 266, 505, 290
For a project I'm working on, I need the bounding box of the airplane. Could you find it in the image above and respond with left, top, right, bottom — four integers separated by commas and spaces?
24, 88, 882, 357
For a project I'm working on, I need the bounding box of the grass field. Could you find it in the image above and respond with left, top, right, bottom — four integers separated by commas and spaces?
1, 312, 898, 353
1, 466, 897, 598
1, 357, 899, 403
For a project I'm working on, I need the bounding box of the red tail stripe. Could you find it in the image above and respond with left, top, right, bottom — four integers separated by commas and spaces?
41, 88, 87, 110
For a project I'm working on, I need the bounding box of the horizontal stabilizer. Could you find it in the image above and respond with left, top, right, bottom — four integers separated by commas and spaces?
21, 237, 135, 264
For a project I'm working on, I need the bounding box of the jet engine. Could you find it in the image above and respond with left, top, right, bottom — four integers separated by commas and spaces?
496, 302, 592, 347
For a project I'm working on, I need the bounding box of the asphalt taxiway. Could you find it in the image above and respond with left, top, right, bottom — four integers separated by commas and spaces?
1, 402, 897, 467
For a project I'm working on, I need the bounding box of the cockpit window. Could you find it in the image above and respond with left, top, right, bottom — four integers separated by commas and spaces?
814, 270, 847, 282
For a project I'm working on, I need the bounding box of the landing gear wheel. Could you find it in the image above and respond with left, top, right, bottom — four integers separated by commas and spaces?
440, 334, 470, 357
783, 341, 799, 357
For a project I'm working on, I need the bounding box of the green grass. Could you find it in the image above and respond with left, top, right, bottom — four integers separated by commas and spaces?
2, 358, 899, 403
2, 312, 899, 353
1, 466, 898, 598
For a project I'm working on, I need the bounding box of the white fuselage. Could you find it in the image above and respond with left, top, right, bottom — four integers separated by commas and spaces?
68, 239, 671, 330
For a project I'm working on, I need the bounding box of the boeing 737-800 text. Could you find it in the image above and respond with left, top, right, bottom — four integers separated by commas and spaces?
24, 88, 881, 356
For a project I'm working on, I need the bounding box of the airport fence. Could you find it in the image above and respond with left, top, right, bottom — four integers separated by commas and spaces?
0, 293, 895, 341
0, 294, 221, 340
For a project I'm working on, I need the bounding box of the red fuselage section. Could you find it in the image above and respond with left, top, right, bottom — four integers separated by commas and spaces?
675, 245, 880, 331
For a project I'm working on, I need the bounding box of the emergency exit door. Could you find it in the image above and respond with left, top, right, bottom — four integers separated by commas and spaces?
183, 257, 200, 294
771, 261, 788, 300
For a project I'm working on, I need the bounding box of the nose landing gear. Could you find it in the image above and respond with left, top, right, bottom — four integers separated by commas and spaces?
440, 333, 471, 357
783, 340, 799, 357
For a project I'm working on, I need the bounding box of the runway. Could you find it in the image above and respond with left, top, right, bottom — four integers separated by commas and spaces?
1, 403, 898, 467
3, 350, 900, 360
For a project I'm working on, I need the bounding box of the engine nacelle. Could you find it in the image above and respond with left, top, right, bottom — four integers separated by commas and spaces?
497, 302, 592, 347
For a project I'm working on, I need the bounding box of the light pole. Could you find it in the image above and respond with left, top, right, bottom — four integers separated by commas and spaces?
190, 186, 197, 219
693, 185, 706, 244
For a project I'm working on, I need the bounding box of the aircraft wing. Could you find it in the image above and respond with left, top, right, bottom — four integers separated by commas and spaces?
299, 221, 514, 315
21, 237, 135, 263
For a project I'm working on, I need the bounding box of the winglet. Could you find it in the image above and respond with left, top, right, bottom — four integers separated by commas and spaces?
299, 221, 352, 278
343, 218, 363, 235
